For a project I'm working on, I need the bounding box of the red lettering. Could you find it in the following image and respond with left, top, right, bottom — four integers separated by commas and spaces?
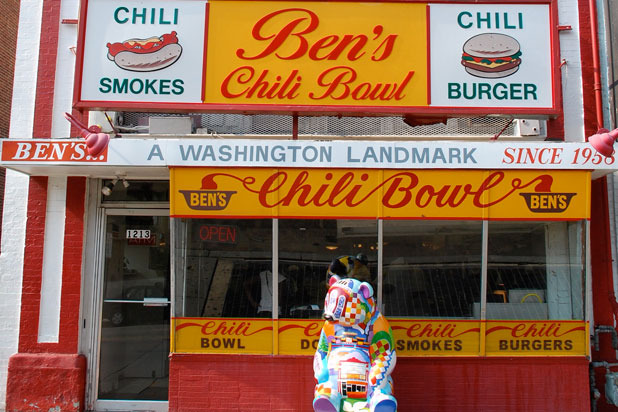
280, 171, 328, 206
382, 173, 419, 208
303, 322, 322, 337
221, 66, 255, 98
203, 170, 556, 213
406, 323, 457, 338
511, 323, 562, 338
201, 321, 251, 336
221, 66, 301, 99
502, 147, 515, 164
236, 9, 397, 63
502, 147, 563, 165
310, 66, 357, 100
551, 148, 563, 164
309, 66, 413, 101
236, 8, 319, 60
371, 25, 397, 61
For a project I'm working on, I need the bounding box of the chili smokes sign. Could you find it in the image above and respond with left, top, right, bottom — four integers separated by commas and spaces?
74, 0, 558, 115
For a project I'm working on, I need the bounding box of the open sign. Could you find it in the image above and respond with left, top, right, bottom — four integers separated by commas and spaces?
199, 224, 238, 244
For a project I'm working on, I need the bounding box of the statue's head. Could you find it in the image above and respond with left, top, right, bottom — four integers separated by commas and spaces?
322, 275, 375, 327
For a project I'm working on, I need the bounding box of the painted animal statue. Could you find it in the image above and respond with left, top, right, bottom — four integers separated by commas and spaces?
313, 275, 397, 412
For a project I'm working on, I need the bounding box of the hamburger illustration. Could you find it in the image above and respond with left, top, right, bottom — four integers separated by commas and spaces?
461, 33, 522, 79
106, 31, 182, 72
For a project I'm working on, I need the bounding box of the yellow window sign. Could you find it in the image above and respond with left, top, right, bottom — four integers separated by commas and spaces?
170, 168, 590, 220
204, 1, 428, 107
172, 318, 274, 354
485, 320, 588, 356
172, 318, 588, 357
390, 319, 481, 356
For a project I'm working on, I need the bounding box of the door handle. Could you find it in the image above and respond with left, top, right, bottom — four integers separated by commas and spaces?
143, 297, 170, 307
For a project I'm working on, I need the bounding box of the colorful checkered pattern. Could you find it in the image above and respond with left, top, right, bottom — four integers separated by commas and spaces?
343, 294, 367, 324
369, 339, 394, 387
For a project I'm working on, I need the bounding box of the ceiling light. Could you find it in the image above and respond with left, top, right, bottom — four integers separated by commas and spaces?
101, 179, 117, 196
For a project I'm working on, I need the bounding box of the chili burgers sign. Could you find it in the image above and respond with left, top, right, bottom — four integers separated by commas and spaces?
74, 0, 558, 115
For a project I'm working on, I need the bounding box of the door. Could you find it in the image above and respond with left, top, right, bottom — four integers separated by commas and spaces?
95, 212, 170, 411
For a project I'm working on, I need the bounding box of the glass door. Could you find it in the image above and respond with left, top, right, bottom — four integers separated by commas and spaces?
96, 212, 170, 410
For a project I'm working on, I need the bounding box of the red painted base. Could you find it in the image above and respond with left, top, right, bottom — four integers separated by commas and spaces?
170, 354, 589, 412
6, 353, 87, 412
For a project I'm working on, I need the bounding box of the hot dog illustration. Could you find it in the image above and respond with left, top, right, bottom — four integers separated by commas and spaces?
106, 31, 182, 72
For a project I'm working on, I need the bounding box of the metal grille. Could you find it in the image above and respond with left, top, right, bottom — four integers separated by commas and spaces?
117, 112, 520, 138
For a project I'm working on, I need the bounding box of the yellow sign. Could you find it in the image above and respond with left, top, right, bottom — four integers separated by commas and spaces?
390, 319, 480, 356
170, 168, 590, 220
485, 320, 588, 356
278, 319, 324, 355
173, 318, 588, 356
204, 1, 428, 107
172, 318, 273, 354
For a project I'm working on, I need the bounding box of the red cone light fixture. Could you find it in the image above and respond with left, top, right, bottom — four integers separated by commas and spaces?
64, 112, 110, 157
589, 128, 618, 157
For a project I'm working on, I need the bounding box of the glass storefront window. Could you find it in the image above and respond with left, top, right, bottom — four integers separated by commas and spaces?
382, 220, 483, 318
173, 218, 272, 318
486, 221, 585, 320
173, 218, 586, 321
171, 216, 587, 356
278, 219, 378, 319
101, 180, 169, 202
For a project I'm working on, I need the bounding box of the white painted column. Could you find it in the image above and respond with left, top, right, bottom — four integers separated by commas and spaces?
37, 177, 67, 343
36, 0, 81, 344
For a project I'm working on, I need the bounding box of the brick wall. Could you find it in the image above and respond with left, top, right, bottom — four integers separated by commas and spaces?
2, 0, 89, 409
0, 0, 18, 138
0, 0, 18, 252
0, 0, 21, 409
169, 355, 589, 412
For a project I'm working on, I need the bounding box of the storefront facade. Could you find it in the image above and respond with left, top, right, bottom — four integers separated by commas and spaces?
1, 138, 612, 411
2, 0, 617, 411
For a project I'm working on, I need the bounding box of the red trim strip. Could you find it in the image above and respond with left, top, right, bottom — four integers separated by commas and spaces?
57, 177, 86, 353
426, 4, 431, 106
18, 177, 48, 353
169, 214, 586, 221
72, 0, 87, 109
202, 2, 210, 103
75, 100, 559, 116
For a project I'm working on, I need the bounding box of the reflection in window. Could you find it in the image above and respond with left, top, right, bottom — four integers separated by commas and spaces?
278, 219, 378, 319
486, 221, 585, 320
173, 219, 272, 318
172, 218, 586, 322
382, 221, 482, 318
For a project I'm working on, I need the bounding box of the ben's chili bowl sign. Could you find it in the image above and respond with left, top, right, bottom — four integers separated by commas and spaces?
75, 0, 557, 114
170, 168, 590, 220
204, 1, 427, 108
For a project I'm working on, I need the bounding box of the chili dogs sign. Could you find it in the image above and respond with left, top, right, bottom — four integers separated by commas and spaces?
75, 0, 557, 115
170, 168, 590, 220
